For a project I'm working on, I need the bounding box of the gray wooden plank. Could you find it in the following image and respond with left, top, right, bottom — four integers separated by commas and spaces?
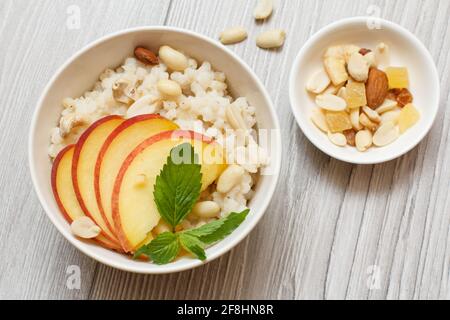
1, 0, 450, 300
88, 0, 450, 300
0, 0, 171, 299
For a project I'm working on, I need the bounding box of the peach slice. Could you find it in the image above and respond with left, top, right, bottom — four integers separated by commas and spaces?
112, 130, 227, 252
51, 145, 120, 250
95, 114, 179, 236
72, 116, 124, 244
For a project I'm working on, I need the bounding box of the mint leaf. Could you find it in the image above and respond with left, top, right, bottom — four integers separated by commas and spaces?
184, 209, 249, 244
178, 233, 207, 261
133, 232, 180, 265
134, 209, 249, 264
153, 143, 202, 228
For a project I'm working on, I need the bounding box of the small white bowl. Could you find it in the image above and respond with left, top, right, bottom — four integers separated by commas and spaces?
289, 17, 440, 164
29, 27, 281, 274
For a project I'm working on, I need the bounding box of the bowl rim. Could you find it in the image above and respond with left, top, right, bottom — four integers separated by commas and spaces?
28, 26, 282, 274
289, 16, 440, 165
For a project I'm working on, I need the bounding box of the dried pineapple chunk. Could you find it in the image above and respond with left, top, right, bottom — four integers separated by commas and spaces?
386, 67, 409, 89
325, 111, 352, 133
398, 103, 420, 133
345, 82, 367, 109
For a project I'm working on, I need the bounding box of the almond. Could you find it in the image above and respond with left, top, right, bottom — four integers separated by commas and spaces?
328, 132, 347, 147
322, 83, 342, 95
375, 99, 397, 114
350, 107, 362, 130
134, 47, 159, 65
362, 106, 381, 123
373, 121, 400, 147
380, 108, 402, 124
359, 48, 372, 56
359, 113, 378, 131
386, 88, 413, 107
337, 86, 347, 100
306, 69, 331, 94
311, 108, 328, 132
366, 68, 388, 109
396, 88, 414, 107
355, 130, 373, 152
343, 129, 356, 146
386, 89, 400, 101
315, 94, 347, 111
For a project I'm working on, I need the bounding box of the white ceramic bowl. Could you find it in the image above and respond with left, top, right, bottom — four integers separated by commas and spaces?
29, 27, 281, 274
289, 17, 440, 164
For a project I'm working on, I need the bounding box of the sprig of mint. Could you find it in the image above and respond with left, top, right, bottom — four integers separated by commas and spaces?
153, 143, 202, 229
133, 210, 249, 264
183, 209, 249, 244
133, 143, 249, 265
134, 232, 180, 265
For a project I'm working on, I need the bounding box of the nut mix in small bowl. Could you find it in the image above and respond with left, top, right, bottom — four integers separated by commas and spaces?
308, 43, 420, 152
289, 17, 440, 164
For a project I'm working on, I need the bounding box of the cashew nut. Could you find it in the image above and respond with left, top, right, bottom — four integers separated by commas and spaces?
347, 52, 369, 82
323, 45, 360, 86
363, 51, 377, 68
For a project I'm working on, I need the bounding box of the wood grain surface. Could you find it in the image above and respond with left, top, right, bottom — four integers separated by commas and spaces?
0, 0, 449, 300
